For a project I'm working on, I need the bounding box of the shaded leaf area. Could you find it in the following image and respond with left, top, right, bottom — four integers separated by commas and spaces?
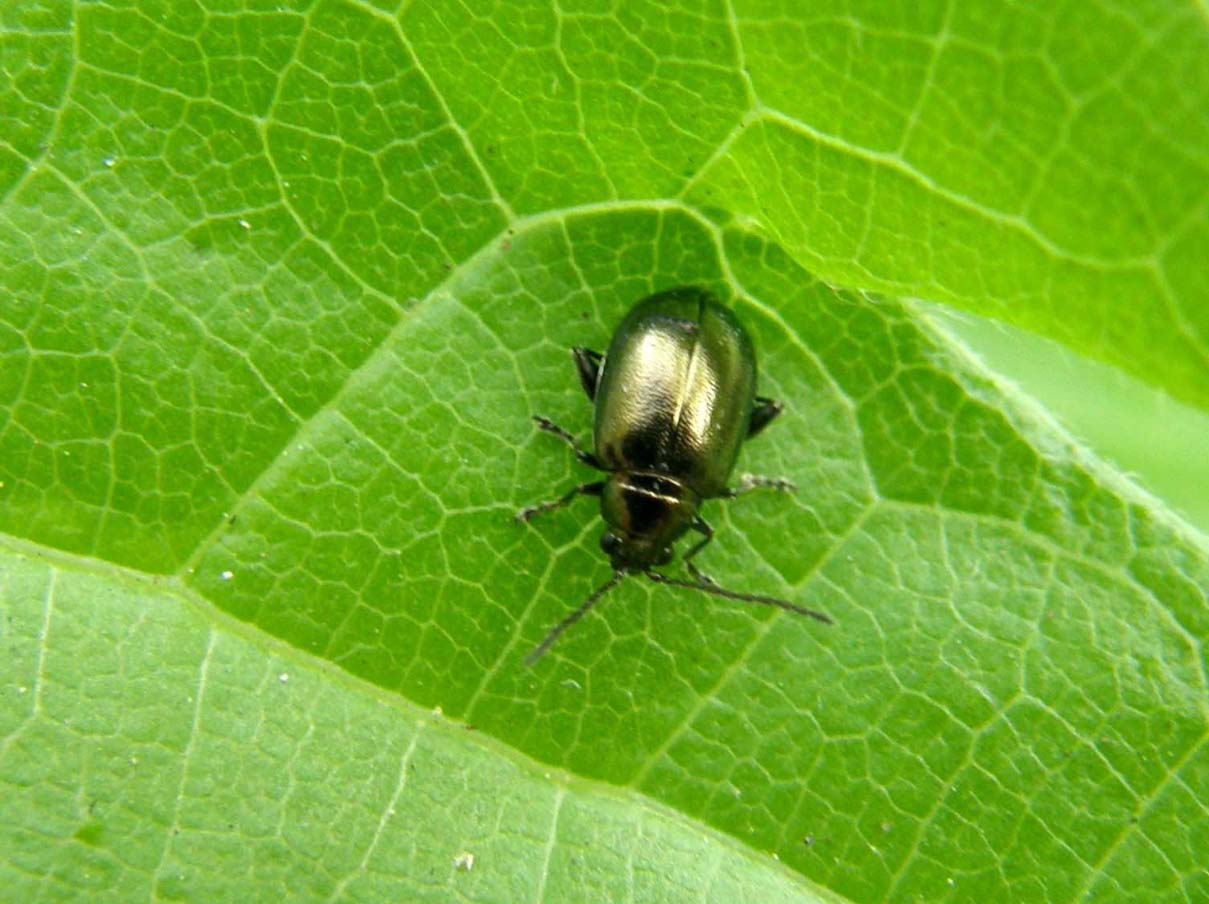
0, 554, 830, 903
189, 207, 1209, 903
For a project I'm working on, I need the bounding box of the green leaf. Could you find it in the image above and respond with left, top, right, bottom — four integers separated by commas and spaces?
693, 0, 1209, 413
931, 306, 1209, 535
0, 550, 832, 903
2, 2, 1207, 904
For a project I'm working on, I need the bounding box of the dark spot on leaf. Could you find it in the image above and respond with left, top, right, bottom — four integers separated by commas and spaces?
74, 821, 104, 846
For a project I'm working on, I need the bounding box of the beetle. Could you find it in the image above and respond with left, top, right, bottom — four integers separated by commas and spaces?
518, 285, 832, 664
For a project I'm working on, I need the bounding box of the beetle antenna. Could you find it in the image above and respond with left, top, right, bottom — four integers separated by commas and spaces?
644, 571, 832, 624
525, 570, 627, 666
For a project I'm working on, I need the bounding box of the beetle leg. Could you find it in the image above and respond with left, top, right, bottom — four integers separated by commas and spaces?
747, 396, 783, 438
532, 415, 603, 469
720, 474, 797, 498
572, 348, 604, 400
516, 480, 604, 523
682, 516, 718, 586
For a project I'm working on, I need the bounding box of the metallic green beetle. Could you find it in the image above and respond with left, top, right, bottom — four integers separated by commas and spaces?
519, 286, 832, 664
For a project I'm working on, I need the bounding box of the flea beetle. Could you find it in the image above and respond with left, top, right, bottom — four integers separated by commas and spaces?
519, 286, 832, 664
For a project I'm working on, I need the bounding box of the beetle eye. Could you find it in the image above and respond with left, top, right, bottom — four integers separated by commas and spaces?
656, 547, 673, 566
600, 533, 622, 556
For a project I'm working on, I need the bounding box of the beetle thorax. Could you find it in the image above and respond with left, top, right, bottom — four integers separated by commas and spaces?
599, 472, 700, 569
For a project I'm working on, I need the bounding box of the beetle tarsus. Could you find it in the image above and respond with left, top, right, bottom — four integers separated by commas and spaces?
724, 474, 797, 497
516, 480, 604, 523
686, 561, 718, 587
532, 415, 602, 469
681, 516, 716, 585
532, 415, 576, 442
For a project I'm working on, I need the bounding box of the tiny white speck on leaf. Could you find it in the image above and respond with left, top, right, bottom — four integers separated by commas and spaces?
560, 678, 582, 691
220, 570, 234, 581
17, 686, 26, 694
238, 218, 251, 230
103, 156, 115, 167
453, 851, 474, 872
278, 673, 289, 683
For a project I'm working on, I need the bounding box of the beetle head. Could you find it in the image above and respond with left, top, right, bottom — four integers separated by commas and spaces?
600, 472, 698, 569
599, 530, 672, 570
